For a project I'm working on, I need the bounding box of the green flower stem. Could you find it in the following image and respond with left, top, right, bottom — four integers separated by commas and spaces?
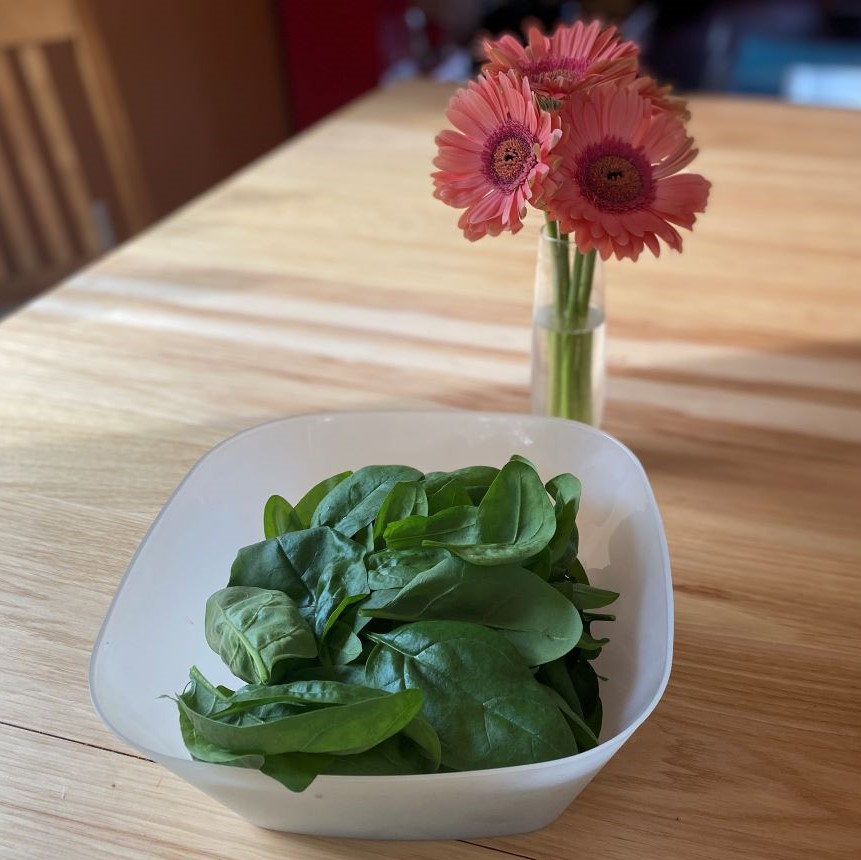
545, 215, 570, 319
542, 223, 597, 423
576, 249, 597, 321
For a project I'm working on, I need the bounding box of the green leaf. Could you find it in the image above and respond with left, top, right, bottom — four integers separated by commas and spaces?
438, 459, 557, 565
183, 665, 233, 715
260, 729, 440, 792
536, 657, 584, 719
204, 587, 317, 684
383, 506, 479, 551
354, 523, 375, 553
208, 678, 399, 716
401, 713, 442, 769
179, 680, 424, 756
565, 558, 590, 584
311, 465, 423, 538
263, 495, 302, 539
546, 473, 582, 516
365, 621, 577, 770
541, 685, 598, 751
546, 473, 582, 565
571, 656, 602, 734
361, 553, 582, 665
319, 621, 362, 666
294, 471, 353, 528
373, 481, 428, 543
524, 547, 551, 581
422, 466, 499, 504
286, 663, 367, 685
179, 709, 264, 769
366, 547, 449, 590
260, 751, 331, 792
587, 696, 603, 737
552, 581, 619, 610
229, 527, 368, 639
509, 454, 538, 470
348, 589, 399, 633
537, 653, 603, 737
425, 478, 473, 514
578, 628, 610, 652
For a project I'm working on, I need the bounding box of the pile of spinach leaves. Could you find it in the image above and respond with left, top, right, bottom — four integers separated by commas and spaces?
173, 456, 617, 792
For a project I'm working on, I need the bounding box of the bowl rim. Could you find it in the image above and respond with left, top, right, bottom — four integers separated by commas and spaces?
89, 409, 673, 784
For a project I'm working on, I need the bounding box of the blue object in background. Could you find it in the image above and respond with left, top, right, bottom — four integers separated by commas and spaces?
729, 35, 861, 103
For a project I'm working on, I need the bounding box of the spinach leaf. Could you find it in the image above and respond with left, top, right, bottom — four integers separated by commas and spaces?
568, 558, 590, 584
536, 657, 585, 719
425, 478, 473, 514
401, 712, 442, 769
324, 733, 438, 774
545, 473, 582, 565
179, 709, 264, 768
365, 621, 577, 770
260, 751, 329, 792
433, 459, 556, 565
422, 465, 498, 500
204, 587, 317, 684
539, 653, 603, 736
509, 454, 538, 470
294, 471, 353, 527
311, 465, 423, 537
360, 553, 582, 665
547, 472, 582, 516
286, 663, 367, 685
578, 628, 610, 654
354, 523, 376, 553
541, 685, 598, 751
179, 682, 424, 756
373, 481, 428, 543
524, 547, 551, 581
350, 588, 400, 633
552, 580, 619, 610
383, 506, 479, 551
208, 678, 403, 715
229, 527, 368, 639
263, 495, 302, 539
366, 547, 449, 590
261, 730, 439, 792
319, 621, 362, 666
182, 665, 232, 715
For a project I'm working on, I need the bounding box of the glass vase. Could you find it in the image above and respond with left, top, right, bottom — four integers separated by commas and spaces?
530, 225, 606, 426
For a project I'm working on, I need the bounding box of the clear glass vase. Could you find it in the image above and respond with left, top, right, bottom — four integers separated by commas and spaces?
530, 225, 606, 426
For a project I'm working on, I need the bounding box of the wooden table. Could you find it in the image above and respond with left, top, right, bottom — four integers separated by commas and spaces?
1, 80, 859, 859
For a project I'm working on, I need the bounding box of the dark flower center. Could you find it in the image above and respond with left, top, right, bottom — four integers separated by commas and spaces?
482, 121, 536, 190
577, 139, 654, 211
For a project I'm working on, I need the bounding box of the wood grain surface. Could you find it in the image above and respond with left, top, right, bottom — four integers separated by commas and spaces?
1, 80, 860, 859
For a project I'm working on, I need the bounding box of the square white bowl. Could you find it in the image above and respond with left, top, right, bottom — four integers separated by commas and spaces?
90, 411, 673, 840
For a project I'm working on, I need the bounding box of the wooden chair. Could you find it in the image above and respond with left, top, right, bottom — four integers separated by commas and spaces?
0, 0, 151, 306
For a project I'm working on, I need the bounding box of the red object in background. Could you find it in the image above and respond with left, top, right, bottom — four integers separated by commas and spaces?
278, 1, 410, 131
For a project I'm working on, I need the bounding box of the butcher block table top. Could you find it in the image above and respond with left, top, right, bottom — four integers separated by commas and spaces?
1, 80, 859, 859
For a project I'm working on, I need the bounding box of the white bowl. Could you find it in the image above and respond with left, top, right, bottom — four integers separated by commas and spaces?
90, 411, 673, 840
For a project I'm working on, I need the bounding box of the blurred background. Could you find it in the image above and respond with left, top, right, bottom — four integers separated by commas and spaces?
1, 0, 859, 311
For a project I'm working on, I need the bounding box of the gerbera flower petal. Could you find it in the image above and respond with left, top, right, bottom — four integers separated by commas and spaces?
632, 76, 691, 120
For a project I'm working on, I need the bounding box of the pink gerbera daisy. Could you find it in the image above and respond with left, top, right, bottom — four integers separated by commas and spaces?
543, 84, 710, 261
482, 20, 639, 102
432, 71, 561, 241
